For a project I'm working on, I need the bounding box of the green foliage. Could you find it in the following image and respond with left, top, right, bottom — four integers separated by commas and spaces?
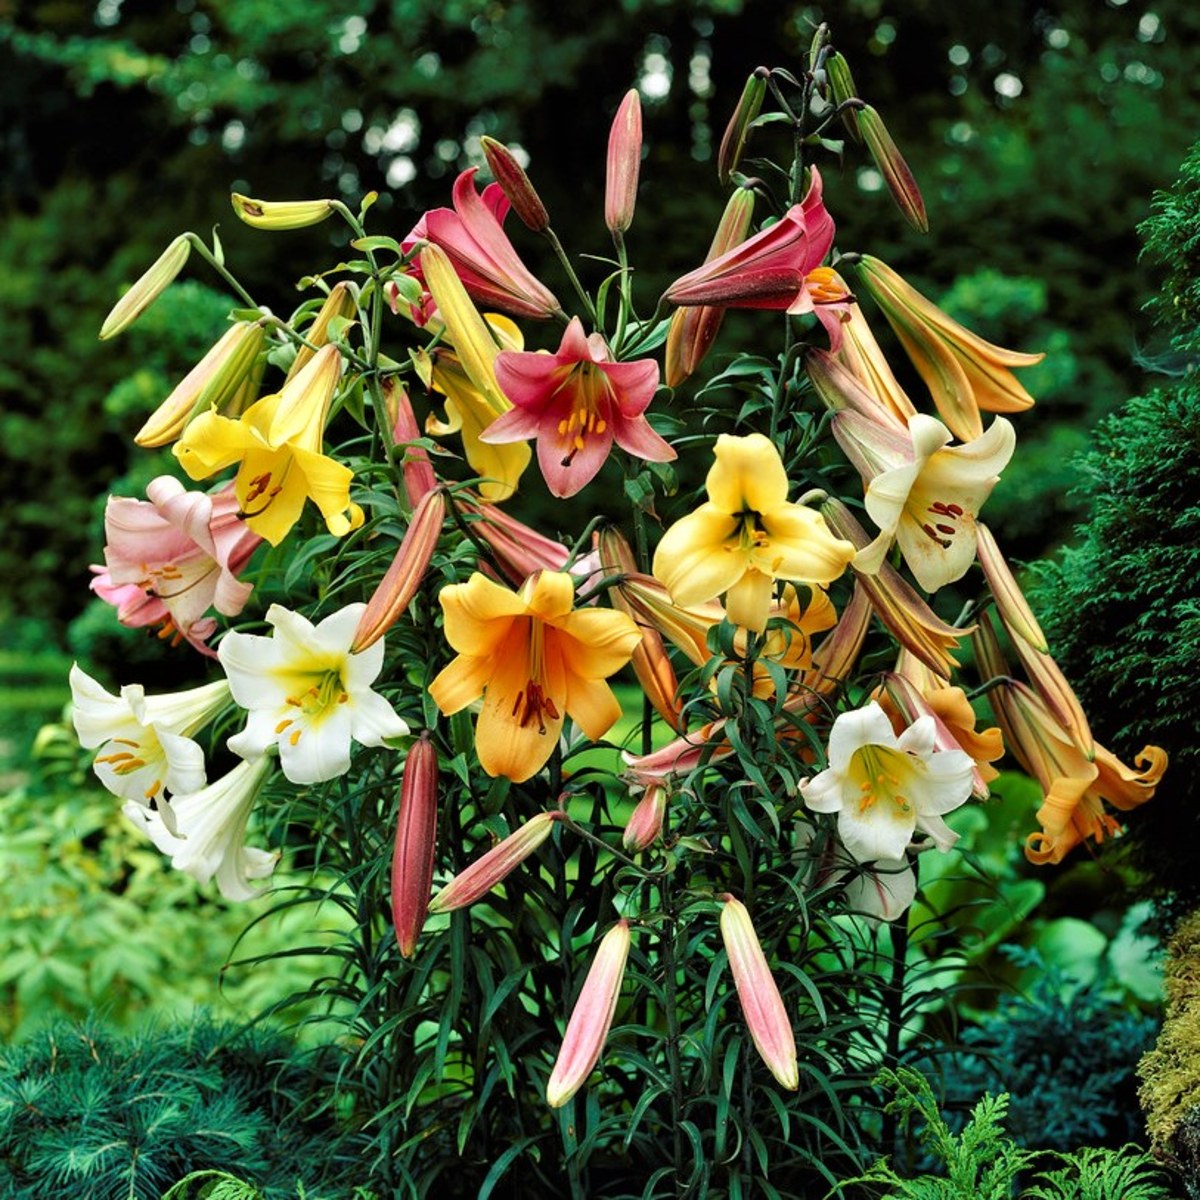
0, 1016, 347, 1199
835, 1068, 1174, 1200
1140, 140, 1200, 350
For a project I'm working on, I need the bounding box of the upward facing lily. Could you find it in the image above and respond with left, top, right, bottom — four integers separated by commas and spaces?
652, 433, 855, 633
430, 571, 642, 783
481, 317, 675, 498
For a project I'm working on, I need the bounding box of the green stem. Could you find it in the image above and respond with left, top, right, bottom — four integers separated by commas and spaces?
612, 232, 631, 351
185, 235, 259, 310
660, 871, 687, 1196
881, 866, 913, 1161
543, 227, 596, 326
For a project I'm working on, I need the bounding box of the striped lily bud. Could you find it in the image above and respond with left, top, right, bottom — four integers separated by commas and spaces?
975, 522, 1048, 653
352, 488, 445, 653
719, 895, 798, 1090
481, 137, 550, 233
622, 785, 667, 852
100, 234, 191, 340
858, 106, 927, 234
806, 581, 870, 695
388, 380, 439, 508
825, 52, 862, 142
605, 90, 642, 235
428, 810, 563, 914
286, 282, 358, 382
391, 733, 439, 958
457, 495, 571, 585
230, 194, 334, 230
135, 319, 266, 448
546, 920, 632, 1107
717, 68, 768, 185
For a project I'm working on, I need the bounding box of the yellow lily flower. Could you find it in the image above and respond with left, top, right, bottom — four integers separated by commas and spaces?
429, 571, 642, 783
174, 345, 362, 547
652, 433, 855, 634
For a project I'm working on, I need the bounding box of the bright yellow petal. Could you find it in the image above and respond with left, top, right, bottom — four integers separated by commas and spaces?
521, 570, 577, 622
563, 675, 622, 742
290, 444, 356, 526
174, 409, 261, 481
439, 572, 527, 656
552, 608, 642, 678
429, 654, 492, 714
755, 504, 855, 585
653, 505, 744, 606
705, 433, 788, 514
725, 568, 774, 633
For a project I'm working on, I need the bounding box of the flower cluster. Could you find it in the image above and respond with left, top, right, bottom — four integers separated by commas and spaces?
72, 29, 1165, 1121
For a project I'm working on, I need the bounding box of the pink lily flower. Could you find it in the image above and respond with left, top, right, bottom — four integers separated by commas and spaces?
480, 317, 675, 498
664, 168, 835, 313
401, 167, 564, 321
95, 477, 261, 655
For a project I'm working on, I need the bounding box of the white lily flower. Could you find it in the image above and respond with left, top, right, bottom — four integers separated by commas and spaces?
838, 411, 1015, 593
799, 701, 974, 863
796, 820, 917, 922
218, 602, 409, 785
70, 663, 230, 828
123, 756, 278, 901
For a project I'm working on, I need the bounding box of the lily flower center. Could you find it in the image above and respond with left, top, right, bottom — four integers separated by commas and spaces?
240, 465, 289, 519
276, 666, 350, 745
510, 618, 561, 734
95, 733, 166, 801
917, 498, 966, 550
555, 365, 610, 468
848, 745, 919, 816
805, 266, 851, 306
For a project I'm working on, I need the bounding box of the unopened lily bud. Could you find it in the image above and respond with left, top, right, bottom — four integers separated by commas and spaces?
623, 785, 667, 852
975, 523, 1048, 653
546, 920, 631, 1107
457, 496, 571, 585
664, 187, 756, 387
717, 68, 768, 185
480, 137, 550, 233
352, 489, 446, 653
230, 193, 335, 230
135, 319, 266, 447
825, 52, 862, 142
806, 581, 870, 694
719, 895, 798, 1090
99, 234, 191, 340
429, 810, 563, 914
286, 282, 358, 381
389, 381, 438, 507
605, 89, 642, 236
858, 106, 927, 234
391, 732, 439, 958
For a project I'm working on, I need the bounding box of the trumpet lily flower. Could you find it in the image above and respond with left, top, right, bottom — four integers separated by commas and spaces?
800, 701, 975, 863
653, 433, 855, 633
70, 664, 230, 825
123, 756, 279, 901
664, 169, 834, 313
429, 571, 642, 783
481, 317, 675, 498
219, 603, 409, 785
174, 345, 363, 546
404, 167, 563, 320
98, 478, 261, 656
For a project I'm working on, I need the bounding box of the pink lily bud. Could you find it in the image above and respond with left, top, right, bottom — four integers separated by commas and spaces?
622, 719, 733, 785
975, 523, 1048, 654
623, 785, 667, 852
352, 489, 446, 653
717, 68, 768, 185
546, 920, 632, 1107
605, 89, 642, 236
428, 810, 563, 914
456, 496, 571, 586
391, 733, 439, 958
858, 106, 927, 234
719, 895, 798, 1090
806, 581, 871, 695
480, 137, 550, 233
664, 187, 756, 387
387, 380, 438, 507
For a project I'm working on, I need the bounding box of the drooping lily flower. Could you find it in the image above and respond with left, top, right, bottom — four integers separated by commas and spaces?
421, 244, 532, 502
663, 169, 835, 312
70, 664, 230, 825
854, 255, 1043, 442
403, 167, 563, 320
814, 305, 917, 426
174, 345, 363, 546
834, 406, 1016, 594
788, 266, 856, 352
546, 920, 632, 1107
799, 700, 975, 864
98, 478, 261, 656
796, 823, 917, 922
429, 571, 642, 783
219, 602, 409, 785
123, 755, 279, 901
481, 316, 675, 498
653, 433, 855, 634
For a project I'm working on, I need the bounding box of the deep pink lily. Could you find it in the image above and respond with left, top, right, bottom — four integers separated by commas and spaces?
401, 168, 564, 321
664, 168, 835, 312
95, 477, 261, 655
481, 317, 675, 498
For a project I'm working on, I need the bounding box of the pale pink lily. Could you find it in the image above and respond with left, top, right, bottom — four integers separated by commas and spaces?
97, 477, 260, 656
664, 169, 835, 313
481, 317, 675, 497
402, 168, 564, 321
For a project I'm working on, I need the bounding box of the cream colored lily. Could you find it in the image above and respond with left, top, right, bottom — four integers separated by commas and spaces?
652, 433, 855, 633
429, 571, 642, 783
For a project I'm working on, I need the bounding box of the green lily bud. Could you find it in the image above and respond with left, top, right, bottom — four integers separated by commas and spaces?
717, 68, 768, 186
230, 194, 335, 230
858, 106, 928, 233
825, 52, 862, 142
99, 234, 191, 340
